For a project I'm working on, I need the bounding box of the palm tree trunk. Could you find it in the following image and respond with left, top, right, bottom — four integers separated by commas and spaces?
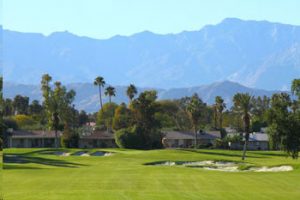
194, 126, 197, 149
55, 129, 58, 148
242, 115, 250, 160
99, 86, 103, 109
220, 114, 224, 138
242, 133, 249, 160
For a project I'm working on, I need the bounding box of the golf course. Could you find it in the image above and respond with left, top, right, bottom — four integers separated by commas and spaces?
2, 149, 300, 200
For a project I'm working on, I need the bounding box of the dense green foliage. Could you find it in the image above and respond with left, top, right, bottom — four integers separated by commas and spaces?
2, 74, 300, 158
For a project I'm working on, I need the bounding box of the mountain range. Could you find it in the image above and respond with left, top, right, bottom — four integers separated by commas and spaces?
4, 81, 279, 113
2, 18, 300, 90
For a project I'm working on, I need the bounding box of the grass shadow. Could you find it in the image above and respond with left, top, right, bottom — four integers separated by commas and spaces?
3, 153, 87, 169
179, 149, 266, 159
250, 151, 287, 157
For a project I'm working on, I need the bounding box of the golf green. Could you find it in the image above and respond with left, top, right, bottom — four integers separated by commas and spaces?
3, 149, 300, 200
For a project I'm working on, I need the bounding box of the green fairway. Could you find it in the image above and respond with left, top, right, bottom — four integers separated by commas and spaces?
3, 149, 300, 200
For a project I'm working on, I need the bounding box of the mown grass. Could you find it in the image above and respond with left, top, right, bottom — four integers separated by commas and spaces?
3, 148, 300, 200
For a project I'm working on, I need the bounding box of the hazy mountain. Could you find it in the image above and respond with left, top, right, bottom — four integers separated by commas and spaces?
3, 18, 300, 90
4, 81, 278, 113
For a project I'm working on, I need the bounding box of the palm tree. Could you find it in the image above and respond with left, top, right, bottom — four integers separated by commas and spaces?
186, 94, 203, 148
215, 96, 226, 138
126, 84, 137, 104
233, 93, 253, 160
292, 79, 300, 101
105, 86, 116, 103
94, 76, 105, 110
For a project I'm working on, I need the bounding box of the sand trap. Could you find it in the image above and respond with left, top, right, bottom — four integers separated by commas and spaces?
91, 151, 114, 157
148, 160, 293, 172
249, 166, 293, 172
72, 151, 88, 156
53, 151, 68, 156
80, 153, 90, 157
60, 152, 71, 157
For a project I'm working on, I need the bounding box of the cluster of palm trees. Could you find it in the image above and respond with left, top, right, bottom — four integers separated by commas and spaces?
94, 76, 138, 109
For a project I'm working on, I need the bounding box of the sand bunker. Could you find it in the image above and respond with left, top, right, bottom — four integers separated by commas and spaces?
72, 151, 89, 156
148, 160, 293, 172
53, 151, 70, 156
52, 151, 114, 157
91, 151, 114, 157
60, 152, 71, 157
249, 166, 293, 172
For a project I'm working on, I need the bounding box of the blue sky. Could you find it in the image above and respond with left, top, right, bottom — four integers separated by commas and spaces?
3, 0, 300, 39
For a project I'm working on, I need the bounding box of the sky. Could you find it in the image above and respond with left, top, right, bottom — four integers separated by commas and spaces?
2, 0, 300, 39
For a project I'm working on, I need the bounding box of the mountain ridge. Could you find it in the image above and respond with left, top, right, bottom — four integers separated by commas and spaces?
3, 18, 300, 90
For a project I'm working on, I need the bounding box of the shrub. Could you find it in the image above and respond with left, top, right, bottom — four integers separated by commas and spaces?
3, 117, 18, 130
12, 115, 36, 128
115, 127, 142, 149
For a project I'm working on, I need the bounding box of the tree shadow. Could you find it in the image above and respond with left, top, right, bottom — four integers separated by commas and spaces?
250, 151, 287, 157
3, 153, 87, 169
179, 149, 266, 159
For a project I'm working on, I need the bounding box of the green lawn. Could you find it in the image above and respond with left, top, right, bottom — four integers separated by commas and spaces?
3, 148, 300, 200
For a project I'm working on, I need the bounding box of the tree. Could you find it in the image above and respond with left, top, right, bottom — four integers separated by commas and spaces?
291, 79, 300, 100
186, 94, 205, 148
266, 93, 291, 150
13, 95, 29, 115
105, 86, 116, 103
0, 77, 3, 148
41, 74, 52, 128
97, 102, 118, 131
3, 98, 14, 116
126, 84, 138, 104
78, 110, 89, 126
113, 103, 132, 130
129, 90, 163, 149
156, 100, 180, 129
41, 75, 76, 148
213, 104, 218, 130
233, 93, 253, 160
29, 100, 43, 115
215, 96, 226, 138
94, 76, 105, 109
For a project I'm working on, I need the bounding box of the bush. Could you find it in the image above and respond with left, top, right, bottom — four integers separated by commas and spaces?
115, 127, 142, 149
3, 117, 18, 130
12, 115, 36, 128
115, 126, 163, 149
214, 138, 229, 149
61, 125, 79, 148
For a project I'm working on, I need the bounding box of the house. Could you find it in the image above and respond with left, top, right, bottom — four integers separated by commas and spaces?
7, 130, 62, 148
228, 132, 269, 150
6, 129, 117, 148
79, 131, 116, 148
162, 131, 220, 148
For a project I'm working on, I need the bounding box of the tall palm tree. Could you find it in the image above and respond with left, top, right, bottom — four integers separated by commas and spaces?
105, 86, 116, 103
233, 93, 253, 160
186, 94, 203, 148
94, 76, 105, 110
126, 84, 138, 104
215, 96, 226, 138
